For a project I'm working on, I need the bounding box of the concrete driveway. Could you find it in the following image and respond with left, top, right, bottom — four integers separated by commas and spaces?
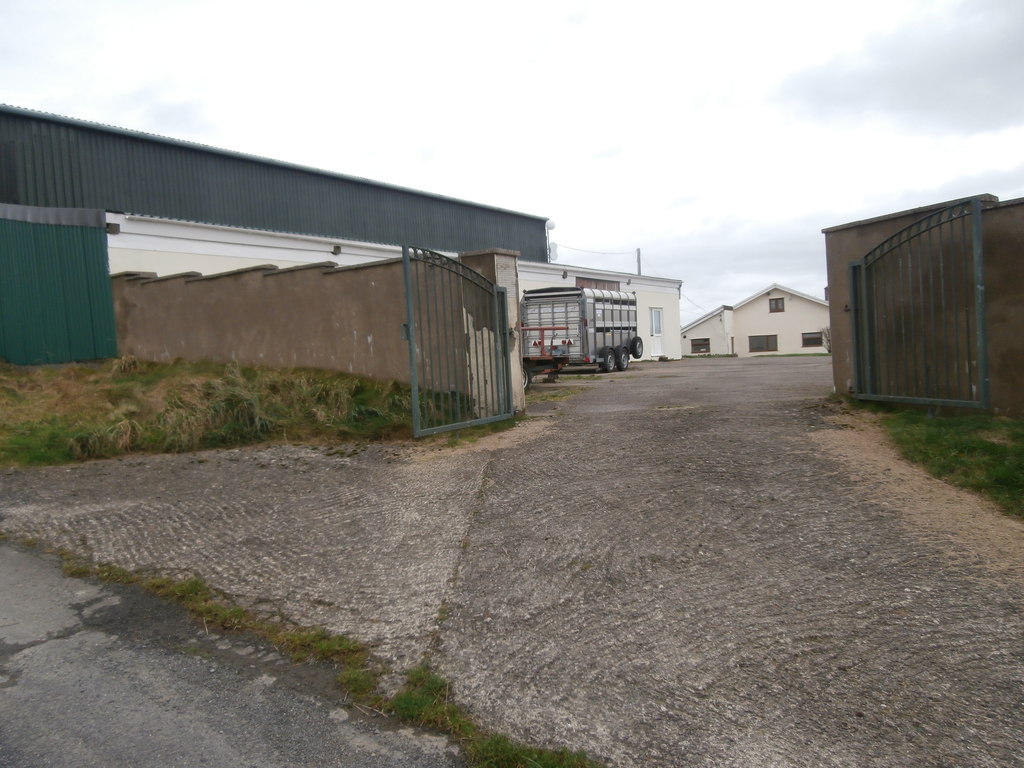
2, 357, 1023, 767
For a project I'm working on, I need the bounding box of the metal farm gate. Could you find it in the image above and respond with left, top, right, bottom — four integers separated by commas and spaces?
401, 247, 514, 436
849, 197, 989, 409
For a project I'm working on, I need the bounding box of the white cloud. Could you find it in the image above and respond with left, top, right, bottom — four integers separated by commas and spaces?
3, 0, 1023, 317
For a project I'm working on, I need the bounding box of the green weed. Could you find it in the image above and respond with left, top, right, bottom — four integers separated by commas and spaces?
882, 410, 1024, 517
388, 665, 605, 767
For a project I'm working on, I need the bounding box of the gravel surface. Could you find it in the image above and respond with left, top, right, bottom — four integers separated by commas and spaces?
2, 357, 1022, 767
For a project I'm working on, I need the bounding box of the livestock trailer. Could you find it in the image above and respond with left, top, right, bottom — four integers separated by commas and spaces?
520, 287, 643, 386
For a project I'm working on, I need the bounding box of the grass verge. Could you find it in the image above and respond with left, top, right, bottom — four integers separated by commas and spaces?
0, 358, 415, 466
389, 665, 603, 767
880, 409, 1024, 518
53, 553, 605, 766
56, 552, 385, 703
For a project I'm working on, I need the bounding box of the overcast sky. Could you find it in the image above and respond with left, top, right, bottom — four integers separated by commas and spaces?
4, 0, 1023, 320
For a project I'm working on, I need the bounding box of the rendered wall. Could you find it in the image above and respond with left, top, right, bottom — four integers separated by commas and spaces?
680, 309, 732, 355
823, 195, 1024, 417
113, 250, 527, 417
114, 260, 413, 382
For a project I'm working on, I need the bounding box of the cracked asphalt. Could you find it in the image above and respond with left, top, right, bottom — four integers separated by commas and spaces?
2, 357, 1023, 767
0, 543, 460, 768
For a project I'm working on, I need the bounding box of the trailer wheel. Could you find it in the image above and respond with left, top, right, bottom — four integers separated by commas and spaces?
615, 347, 630, 371
523, 366, 533, 390
599, 347, 616, 373
629, 336, 644, 359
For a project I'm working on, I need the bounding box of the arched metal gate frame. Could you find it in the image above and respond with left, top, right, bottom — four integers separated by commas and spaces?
849, 197, 990, 409
401, 247, 514, 436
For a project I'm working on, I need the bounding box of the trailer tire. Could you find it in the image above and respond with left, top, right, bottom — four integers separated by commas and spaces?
523, 367, 533, 390
629, 336, 644, 359
615, 346, 630, 371
599, 347, 616, 373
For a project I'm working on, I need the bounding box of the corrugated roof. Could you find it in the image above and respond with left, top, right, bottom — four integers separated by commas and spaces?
0, 104, 550, 261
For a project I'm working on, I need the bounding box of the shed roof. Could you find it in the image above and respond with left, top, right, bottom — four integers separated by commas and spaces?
732, 283, 828, 311
0, 104, 550, 261
0, 104, 545, 221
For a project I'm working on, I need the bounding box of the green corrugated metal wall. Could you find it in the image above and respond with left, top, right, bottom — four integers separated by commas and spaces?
0, 214, 117, 365
0, 105, 550, 262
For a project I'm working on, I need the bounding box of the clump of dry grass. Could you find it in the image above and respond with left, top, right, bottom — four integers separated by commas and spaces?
0, 358, 413, 465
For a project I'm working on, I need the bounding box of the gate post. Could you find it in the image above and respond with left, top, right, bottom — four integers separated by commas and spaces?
459, 248, 527, 414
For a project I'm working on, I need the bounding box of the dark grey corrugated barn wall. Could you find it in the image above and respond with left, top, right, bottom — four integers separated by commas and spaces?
0, 105, 549, 262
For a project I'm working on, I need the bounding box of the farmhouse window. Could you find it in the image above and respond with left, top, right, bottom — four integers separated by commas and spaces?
748, 334, 778, 352
802, 332, 824, 347
769, 298, 785, 312
691, 338, 710, 354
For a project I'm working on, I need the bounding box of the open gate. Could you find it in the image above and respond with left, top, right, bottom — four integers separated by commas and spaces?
402, 247, 514, 436
849, 197, 989, 409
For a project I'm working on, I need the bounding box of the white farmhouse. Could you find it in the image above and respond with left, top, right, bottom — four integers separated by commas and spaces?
680, 284, 829, 357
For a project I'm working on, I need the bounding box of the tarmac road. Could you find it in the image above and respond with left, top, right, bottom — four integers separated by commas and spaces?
0, 543, 460, 768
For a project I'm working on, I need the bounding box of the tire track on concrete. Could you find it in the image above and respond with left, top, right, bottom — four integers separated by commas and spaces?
437, 360, 1024, 768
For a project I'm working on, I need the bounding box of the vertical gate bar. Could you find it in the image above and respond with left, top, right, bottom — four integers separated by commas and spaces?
434, 261, 452, 428
445, 265, 463, 425
459, 271, 473, 422
927, 218, 938, 399
482, 285, 495, 417
939, 216, 948, 396
419, 254, 438, 430
495, 287, 505, 414
875, 255, 885, 395
414, 255, 431, 431
484, 284, 496, 416
917, 225, 928, 398
465, 278, 480, 420
972, 198, 990, 407
497, 286, 511, 414
442, 264, 459, 427
411, 255, 426, 430
402, 247, 422, 436
849, 263, 861, 394
938, 215, 949, 400
432, 258, 448, 429
960, 212, 974, 402
860, 261, 873, 394
877, 254, 886, 394
897, 243, 905, 397
953, 215, 964, 400
477, 282, 490, 418
427, 252, 446, 430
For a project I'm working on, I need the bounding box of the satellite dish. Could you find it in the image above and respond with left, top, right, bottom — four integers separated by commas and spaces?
548, 242, 559, 262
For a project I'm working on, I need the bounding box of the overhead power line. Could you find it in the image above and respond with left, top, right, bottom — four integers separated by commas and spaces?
556, 244, 637, 256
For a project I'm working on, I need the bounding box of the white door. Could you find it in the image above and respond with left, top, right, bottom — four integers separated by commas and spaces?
649, 307, 664, 357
